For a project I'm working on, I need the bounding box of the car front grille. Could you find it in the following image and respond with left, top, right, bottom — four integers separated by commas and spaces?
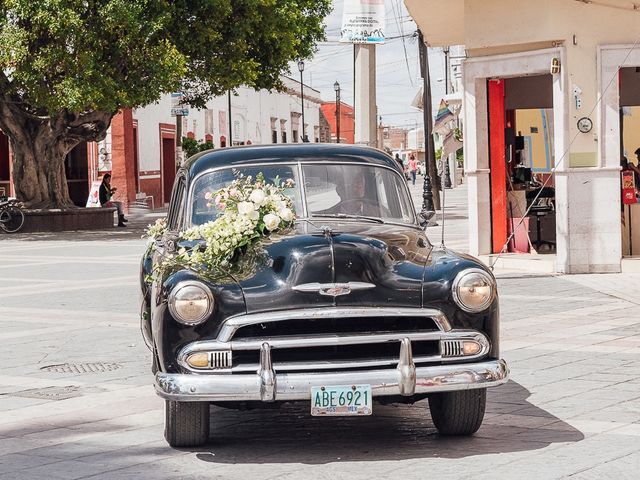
178, 308, 489, 374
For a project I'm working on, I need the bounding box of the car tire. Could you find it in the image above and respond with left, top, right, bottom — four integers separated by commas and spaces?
165, 400, 210, 447
428, 388, 487, 435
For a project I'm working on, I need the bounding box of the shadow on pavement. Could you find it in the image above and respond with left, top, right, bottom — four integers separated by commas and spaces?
189, 380, 583, 464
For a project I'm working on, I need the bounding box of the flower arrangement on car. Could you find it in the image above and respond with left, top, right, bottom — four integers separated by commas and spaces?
145, 172, 296, 276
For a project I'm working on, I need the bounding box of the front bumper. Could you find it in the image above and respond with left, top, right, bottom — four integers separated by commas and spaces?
155, 358, 509, 402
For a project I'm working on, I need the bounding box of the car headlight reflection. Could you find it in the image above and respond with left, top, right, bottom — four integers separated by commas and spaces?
452, 269, 495, 313
168, 281, 214, 325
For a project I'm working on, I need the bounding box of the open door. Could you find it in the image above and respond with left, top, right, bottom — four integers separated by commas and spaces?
488, 79, 508, 253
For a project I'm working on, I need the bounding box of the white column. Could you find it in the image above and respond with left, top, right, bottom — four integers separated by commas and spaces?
354, 44, 377, 147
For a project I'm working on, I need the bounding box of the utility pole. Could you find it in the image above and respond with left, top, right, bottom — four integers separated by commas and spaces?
418, 30, 441, 211
354, 44, 377, 147
227, 91, 232, 146
334, 81, 341, 143
176, 113, 183, 167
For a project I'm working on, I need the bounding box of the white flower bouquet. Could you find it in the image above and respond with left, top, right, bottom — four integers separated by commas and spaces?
172, 172, 296, 272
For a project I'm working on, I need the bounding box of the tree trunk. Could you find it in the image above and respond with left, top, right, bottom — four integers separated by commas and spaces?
0, 98, 113, 209
11, 123, 80, 208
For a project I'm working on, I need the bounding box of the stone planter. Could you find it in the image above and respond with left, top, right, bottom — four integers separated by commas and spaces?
21, 207, 117, 233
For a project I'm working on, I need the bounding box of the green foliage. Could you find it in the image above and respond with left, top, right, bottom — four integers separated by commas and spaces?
457, 147, 464, 167
0, 0, 332, 114
435, 147, 443, 161
182, 137, 214, 158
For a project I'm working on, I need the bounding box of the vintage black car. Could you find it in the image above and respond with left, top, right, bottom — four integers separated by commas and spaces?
140, 144, 508, 447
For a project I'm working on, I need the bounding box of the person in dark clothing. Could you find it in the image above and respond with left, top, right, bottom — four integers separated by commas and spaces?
394, 153, 403, 170
99, 173, 127, 227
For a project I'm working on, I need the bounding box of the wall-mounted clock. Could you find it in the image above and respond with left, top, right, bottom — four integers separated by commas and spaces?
577, 117, 593, 133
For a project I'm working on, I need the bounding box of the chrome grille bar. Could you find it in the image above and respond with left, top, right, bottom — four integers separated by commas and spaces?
217, 307, 452, 342
229, 330, 443, 350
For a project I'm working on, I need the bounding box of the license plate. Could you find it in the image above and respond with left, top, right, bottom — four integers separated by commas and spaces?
310, 384, 372, 416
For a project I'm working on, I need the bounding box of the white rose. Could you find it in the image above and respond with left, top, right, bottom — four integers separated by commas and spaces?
237, 201, 256, 216
263, 213, 281, 231
278, 207, 294, 222
249, 189, 266, 206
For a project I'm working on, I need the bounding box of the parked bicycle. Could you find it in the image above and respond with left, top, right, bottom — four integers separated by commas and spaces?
0, 188, 25, 233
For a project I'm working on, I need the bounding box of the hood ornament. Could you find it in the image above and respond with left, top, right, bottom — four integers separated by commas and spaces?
292, 282, 375, 297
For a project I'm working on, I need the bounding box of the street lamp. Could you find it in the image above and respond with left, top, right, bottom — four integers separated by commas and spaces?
297, 60, 308, 142
334, 81, 341, 143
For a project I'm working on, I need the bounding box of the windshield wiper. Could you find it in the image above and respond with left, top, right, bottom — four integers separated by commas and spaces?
311, 213, 385, 224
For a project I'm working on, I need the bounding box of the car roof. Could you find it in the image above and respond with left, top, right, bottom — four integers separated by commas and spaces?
181, 143, 401, 180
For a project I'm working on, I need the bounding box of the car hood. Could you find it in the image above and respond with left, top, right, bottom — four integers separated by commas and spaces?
230, 221, 433, 313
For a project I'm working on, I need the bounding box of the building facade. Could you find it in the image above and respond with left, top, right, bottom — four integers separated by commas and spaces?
405, 0, 640, 273
320, 101, 355, 144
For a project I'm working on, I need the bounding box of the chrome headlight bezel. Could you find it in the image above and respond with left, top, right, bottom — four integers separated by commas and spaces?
452, 268, 496, 313
167, 280, 214, 326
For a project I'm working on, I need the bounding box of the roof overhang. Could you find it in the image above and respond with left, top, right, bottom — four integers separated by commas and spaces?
403, 0, 464, 46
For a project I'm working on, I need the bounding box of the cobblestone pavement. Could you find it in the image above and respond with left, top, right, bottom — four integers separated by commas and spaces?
0, 183, 639, 479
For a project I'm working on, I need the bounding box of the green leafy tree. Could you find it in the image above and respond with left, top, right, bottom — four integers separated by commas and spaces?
182, 137, 214, 158
0, 0, 331, 208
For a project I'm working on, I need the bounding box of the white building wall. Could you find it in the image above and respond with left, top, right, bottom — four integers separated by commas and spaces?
133, 77, 321, 173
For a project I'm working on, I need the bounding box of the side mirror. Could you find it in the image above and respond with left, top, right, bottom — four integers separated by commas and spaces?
418, 209, 435, 228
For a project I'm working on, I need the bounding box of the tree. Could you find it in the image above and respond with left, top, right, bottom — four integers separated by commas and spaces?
0, 0, 331, 208
182, 137, 214, 158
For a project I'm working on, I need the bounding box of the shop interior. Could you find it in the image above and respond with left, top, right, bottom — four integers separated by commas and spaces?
620, 67, 640, 257
488, 74, 556, 255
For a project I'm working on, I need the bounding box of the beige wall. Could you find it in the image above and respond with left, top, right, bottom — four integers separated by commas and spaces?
623, 107, 640, 163
516, 109, 554, 171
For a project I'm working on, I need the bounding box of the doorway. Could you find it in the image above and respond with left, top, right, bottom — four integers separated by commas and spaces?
619, 67, 640, 256
161, 137, 176, 204
487, 74, 556, 255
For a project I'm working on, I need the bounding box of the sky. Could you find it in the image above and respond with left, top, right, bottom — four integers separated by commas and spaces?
298, 0, 448, 131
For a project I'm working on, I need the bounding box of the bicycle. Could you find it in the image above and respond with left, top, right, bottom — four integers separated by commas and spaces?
0, 189, 25, 233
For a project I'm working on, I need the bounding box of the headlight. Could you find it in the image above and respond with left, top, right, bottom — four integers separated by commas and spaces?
452, 269, 495, 313
168, 281, 214, 325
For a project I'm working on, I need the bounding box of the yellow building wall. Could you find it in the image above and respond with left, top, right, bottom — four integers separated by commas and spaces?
623, 106, 640, 165
515, 109, 554, 171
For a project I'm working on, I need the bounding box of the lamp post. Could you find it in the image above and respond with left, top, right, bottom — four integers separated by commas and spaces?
334, 81, 341, 143
297, 60, 308, 142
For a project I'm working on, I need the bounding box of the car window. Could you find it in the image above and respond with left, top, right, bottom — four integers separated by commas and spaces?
189, 165, 301, 226
302, 164, 415, 224
167, 175, 186, 231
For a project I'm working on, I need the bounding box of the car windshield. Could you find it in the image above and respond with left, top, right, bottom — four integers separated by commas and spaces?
189, 165, 302, 225
188, 162, 415, 226
303, 164, 415, 224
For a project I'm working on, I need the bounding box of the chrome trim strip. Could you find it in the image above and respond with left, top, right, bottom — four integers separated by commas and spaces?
230, 355, 440, 373
155, 359, 509, 401
217, 307, 452, 342
230, 330, 443, 350
292, 282, 376, 296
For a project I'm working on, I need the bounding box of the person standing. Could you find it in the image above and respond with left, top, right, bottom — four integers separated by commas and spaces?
99, 173, 127, 227
408, 154, 418, 186
394, 153, 403, 171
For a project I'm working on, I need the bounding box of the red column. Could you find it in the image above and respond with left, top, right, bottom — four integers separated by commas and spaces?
110, 109, 137, 211
488, 79, 507, 254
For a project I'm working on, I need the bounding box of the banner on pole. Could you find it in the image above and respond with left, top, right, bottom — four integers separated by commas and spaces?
340, 0, 385, 44
170, 92, 189, 117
